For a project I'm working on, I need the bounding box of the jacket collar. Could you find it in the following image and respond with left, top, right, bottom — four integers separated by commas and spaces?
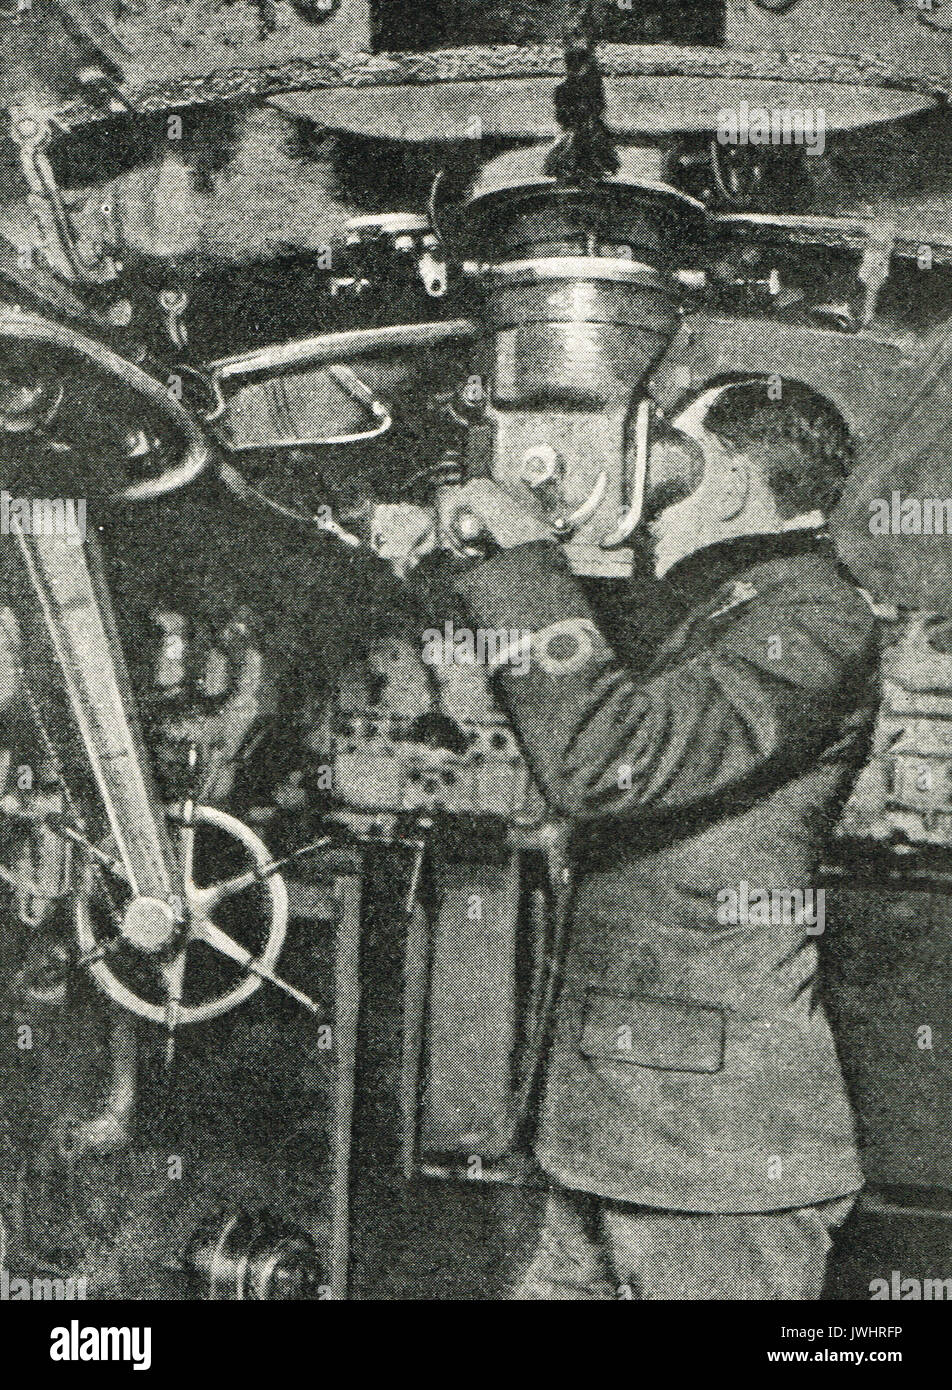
661, 528, 833, 615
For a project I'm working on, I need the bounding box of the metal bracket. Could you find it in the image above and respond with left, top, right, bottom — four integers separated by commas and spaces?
8, 103, 118, 285
858, 222, 898, 329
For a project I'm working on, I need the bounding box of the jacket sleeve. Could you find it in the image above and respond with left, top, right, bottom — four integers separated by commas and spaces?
450, 541, 877, 822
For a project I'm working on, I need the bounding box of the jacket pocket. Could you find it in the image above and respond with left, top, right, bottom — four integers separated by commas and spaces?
579, 989, 726, 1074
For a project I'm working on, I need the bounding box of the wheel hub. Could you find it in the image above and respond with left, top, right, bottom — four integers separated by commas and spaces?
120, 895, 180, 954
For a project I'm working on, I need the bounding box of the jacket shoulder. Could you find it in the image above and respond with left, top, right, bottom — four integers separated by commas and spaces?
738, 550, 879, 628
703, 552, 879, 696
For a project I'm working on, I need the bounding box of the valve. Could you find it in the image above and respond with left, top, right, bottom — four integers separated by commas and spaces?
342, 213, 448, 300
72, 803, 323, 1027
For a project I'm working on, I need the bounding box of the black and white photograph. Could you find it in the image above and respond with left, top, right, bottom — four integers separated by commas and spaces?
0, 0, 950, 1337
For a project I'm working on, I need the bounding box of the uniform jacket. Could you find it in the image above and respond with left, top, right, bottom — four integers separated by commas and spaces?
451, 530, 879, 1212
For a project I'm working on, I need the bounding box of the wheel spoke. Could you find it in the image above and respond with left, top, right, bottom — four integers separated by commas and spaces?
190, 917, 321, 1014
189, 916, 251, 967
75, 938, 119, 969
56, 825, 131, 886
189, 866, 258, 916
178, 819, 197, 897
158, 949, 187, 1004
158, 948, 188, 1047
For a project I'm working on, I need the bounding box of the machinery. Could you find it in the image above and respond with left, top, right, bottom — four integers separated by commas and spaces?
4, 0, 952, 1295
0, 309, 327, 1036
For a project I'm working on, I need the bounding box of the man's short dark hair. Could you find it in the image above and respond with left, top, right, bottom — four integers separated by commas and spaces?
701, 378, 854, 519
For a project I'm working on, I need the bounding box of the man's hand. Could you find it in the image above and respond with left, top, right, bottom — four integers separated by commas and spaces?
438, 479, 555, 552
370, 503, 437, 579
369, 480, 554, 579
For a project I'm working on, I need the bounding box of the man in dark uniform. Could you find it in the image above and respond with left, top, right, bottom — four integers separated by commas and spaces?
375, 377, 880, 1298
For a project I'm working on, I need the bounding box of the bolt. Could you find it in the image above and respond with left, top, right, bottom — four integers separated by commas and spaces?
106, 298, 133, 327
519, 443, 559, 488
452, 508, 485, 545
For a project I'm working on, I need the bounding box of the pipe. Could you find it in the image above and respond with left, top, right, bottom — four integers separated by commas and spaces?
208, 318, 478, 383
57, 1013, 136, 1160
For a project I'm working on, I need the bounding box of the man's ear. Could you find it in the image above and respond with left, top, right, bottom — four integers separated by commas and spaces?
711, 453, 750, 523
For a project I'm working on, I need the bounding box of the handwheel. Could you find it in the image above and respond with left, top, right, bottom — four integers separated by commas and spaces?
74, 804, 293, 1026
0, 309, 211, 504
